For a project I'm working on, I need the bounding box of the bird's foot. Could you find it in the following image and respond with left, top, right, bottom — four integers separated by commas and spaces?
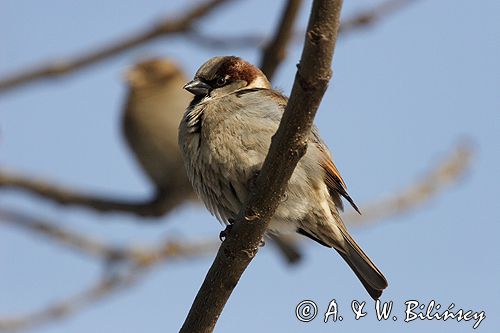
219, 219, 235, 241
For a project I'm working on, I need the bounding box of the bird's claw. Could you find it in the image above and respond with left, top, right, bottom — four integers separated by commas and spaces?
219, 223, 233, 242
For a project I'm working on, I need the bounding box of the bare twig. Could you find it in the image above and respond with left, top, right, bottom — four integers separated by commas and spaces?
180, 1, 343, 332
0, 0, 414, 95
0, 0, 235, 94
259, 0, 303, 80
0, 266, 146, 332
0, 171, 183, 217
0, 238, 217, 332
184, 0, 416, 50
185, 30, 265, 49
339, 0, 415, 35
0, 207, 219, 265
346, 143, 473, 226
0, 208, 125, 260
0, 208, 219, 332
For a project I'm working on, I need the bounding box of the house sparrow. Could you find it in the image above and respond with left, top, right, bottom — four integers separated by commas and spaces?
179, 56, 388, 299
123, 58, 195, 204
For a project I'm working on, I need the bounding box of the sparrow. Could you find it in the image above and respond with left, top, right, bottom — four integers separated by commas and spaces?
122, 58, 196, 205
178, 56, 388, 299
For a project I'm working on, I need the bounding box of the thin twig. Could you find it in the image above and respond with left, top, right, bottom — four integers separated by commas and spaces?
0, 208, 125, 260
0, 171, 183, 217
345, 143, 473, 226
339, 0, 415, 35
0, 266, 146, 332
0, 237, 217, 332
0, 0, 235, 94
184, 0, 416, 49
185, 30, 265, 49
0, 207, 219, 265
180, 1, 343, 332
259, 0, 303, 80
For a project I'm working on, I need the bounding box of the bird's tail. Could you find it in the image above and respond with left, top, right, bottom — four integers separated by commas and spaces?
335, 229, 388, 300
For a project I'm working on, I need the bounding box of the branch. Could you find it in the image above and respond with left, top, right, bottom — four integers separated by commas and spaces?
0, 209, 219, 332
0, 208, 125, 260
184, 0, 415, 50
185, 30, 265, 49
0, 207, 219, 265
259, 0, 303, 80
338, 0, 415, 36
0, 0, 235, 94
0, 266, 146, 332
180, 1, 343, 332
345, 143, 473, 226
0, 171, 183, 217
0, 239, 217, 332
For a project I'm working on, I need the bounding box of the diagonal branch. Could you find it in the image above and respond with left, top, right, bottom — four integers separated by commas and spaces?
259, 0, 303, 80
0, 0, 235, 94
180, 1, 343, 332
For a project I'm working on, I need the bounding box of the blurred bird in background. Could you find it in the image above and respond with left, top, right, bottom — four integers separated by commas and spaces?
123, 58, 196, 208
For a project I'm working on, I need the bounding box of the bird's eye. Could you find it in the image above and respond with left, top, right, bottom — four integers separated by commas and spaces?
216, 76, 226, 86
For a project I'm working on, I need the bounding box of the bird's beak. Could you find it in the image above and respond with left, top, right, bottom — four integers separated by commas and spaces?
184, 79, 211, 96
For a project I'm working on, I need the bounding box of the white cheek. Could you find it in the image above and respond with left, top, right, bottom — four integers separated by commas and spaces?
247, 76, 271, 89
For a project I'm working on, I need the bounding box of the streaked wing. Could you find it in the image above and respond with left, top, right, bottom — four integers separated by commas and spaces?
311, 129, 360, 214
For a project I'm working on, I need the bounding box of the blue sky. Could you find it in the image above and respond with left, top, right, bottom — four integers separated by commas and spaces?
1, 0, 499, 332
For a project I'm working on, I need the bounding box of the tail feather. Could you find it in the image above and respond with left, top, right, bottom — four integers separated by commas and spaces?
296, 226, 388, 300
336, 230, 388, 300
336, 249, 386, 300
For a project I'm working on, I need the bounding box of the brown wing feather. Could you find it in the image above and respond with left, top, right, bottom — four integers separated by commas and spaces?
313, 134, 360, 214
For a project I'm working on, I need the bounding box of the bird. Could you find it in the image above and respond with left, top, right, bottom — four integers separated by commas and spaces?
178, 55, 388, 299
122, 58, 196, 208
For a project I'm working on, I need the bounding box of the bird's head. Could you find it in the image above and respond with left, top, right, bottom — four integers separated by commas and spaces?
184, 56, 270, 98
